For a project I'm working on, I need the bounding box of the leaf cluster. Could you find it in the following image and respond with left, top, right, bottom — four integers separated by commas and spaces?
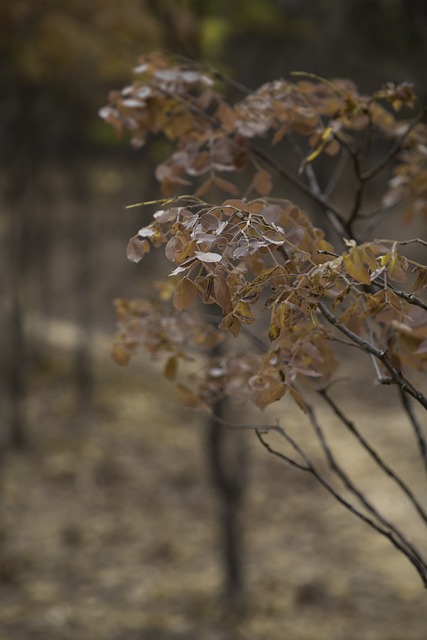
102, 55, 427, 413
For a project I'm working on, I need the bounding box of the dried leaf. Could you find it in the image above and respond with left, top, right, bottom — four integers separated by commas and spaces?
342, 248, 371, 285
268, 323, 281, 341
215, 102, 237, 131
213, 276, 232, 312
214, 176, 239, 196
252, 169, 273, 196
127, 237, 150, 263
219, 313, 241, 337
173, 278, 197, 311
412, 266, 427, 293
195, 177, 214, 197
289, 386, 308, 413
111, 343, 132, 366
194, 251, 223, 263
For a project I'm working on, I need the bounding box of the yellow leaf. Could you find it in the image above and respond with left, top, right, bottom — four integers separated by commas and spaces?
268, 323, 281, 341
234, 301, 254, 324
299, 126, 334, 173
111, 343, 131, 366
342, 248, 371, 285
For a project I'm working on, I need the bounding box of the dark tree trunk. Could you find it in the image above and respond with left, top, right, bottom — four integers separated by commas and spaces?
206, 341, 248, 607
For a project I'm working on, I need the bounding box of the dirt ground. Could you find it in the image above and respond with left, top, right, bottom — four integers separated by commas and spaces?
1, 340, 427, 640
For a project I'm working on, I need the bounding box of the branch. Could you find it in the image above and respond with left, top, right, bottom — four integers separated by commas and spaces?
398, 387, 427, 478
319, 389, 427, 526
304, 401, 427, 585
257, 418, 427, 587
361, 108, 427, 182
318, 301, 427, 411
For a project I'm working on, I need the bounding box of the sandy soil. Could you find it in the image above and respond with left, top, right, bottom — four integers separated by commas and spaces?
1, 345, 427, 640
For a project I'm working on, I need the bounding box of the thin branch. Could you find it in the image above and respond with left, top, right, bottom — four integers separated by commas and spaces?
357, 200, 402, 241
305, 402, 427, 583
257, 422, 427, 587
249, 143, 348, 237
361, 108, 427, 182
398, 387, 427, 478
319, 389, 427, 526
318, 302, 427, 411
255, 429, 310, 471
370, 276, 427, 312
323, 151, 349, 199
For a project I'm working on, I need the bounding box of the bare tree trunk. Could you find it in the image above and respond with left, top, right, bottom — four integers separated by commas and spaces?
206, 342, 248, 607
71, 169, 94, 421
4, 192, 29, 449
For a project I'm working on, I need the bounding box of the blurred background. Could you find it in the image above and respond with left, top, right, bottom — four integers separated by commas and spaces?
1, 1, 427, 639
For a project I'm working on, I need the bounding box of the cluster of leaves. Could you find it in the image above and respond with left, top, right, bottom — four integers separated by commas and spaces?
100, 52, 427, 587
102, 54, 427, 414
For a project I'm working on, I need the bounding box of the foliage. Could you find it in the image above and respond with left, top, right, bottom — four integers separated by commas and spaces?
101, 53, 427, 586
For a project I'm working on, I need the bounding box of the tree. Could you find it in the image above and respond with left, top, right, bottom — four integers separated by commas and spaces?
101, 53, 427, 588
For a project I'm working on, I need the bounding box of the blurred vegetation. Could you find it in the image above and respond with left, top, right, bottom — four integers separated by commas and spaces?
1, 0, 426, 166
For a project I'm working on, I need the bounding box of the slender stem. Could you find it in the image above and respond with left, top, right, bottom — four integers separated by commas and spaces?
398, 387, 427, 478
319, 389, 427, 525
318, 302, 427, 411
361, 108, 427, 182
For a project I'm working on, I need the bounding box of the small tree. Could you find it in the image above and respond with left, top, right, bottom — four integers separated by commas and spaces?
101, 53, 427, 587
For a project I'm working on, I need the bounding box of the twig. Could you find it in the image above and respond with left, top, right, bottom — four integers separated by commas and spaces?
318, 302, 427, 411
319, 389, 427, 525
361, 108, 427, 182
398, 387, 427, 478
257, 420, 427, 586
304, 401, 427, 583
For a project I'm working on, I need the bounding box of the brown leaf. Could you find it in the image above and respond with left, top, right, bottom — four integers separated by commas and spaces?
289, 386, 308, 413
251, 169, 273, 196
195, 177, 214, 197
213, 276, 232, 312
111, 343, 132, 366
412, 266, 427, 293
215, 102, 237, 131
219, 313, 241, 337
173, 278, 197, 311
214, 176, 240, 196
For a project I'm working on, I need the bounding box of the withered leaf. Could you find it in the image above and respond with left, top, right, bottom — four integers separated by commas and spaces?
252, 169, 273, 196
111, 343, 132, 366
194, 250, 223, 263
214, 176, 240, 196
342, 248, 371, 285
173, 278, 197, 311
213, 276, 232, 312
219, 313, 241, 337
412, 266, 427, 293
127, 237, 150, 263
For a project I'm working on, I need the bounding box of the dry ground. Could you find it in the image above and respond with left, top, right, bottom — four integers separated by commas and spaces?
1, 342, 427, 640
